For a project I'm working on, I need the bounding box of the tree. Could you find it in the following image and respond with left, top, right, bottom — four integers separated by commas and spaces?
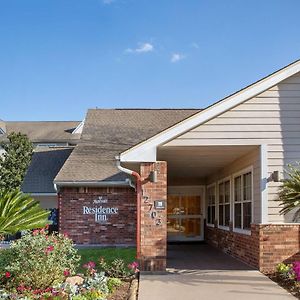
0, 190, 50, 237
278, 163, 300, 221
0, 132, 33, 192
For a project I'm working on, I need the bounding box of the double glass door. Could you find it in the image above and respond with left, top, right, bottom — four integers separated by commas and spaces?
167, 195, 203, 241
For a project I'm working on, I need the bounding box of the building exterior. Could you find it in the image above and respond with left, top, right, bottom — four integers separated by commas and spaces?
0, 121, 82, 209
3, 59, 300, 273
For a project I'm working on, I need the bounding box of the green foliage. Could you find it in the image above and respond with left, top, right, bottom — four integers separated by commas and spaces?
0, 190, 50, 237
0, 132, 33, 192
77, 247, 136, 273
99, 258, 133, 279
107, 277, 122, 293
278, 163, 300, 221
276, 263, 294, 280
1, 228, 80, 290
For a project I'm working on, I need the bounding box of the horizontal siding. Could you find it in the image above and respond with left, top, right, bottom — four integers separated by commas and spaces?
166, 72, 300, 223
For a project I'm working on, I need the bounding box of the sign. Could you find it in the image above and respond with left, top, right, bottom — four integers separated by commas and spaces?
154, 200, 166, 210
82, 196, 118, 223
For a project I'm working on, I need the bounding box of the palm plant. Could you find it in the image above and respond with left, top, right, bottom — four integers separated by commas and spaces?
279, 163, 300, 221
0, 190, 50, 237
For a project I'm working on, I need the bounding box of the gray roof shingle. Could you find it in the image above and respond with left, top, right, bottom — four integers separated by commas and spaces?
55, 109, 200, 183
22, 147, 74, 193
0, 121, 81, 143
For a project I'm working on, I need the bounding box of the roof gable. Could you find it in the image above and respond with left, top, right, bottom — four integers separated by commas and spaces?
120, 59, 300, 162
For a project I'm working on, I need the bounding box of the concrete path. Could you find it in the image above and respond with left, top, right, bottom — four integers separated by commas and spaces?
139, 244, 295, 300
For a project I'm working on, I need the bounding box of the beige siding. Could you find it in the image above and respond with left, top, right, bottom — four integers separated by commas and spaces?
165, 72, 300, 223
206, 148, 261, 224
32, 195, 58, 209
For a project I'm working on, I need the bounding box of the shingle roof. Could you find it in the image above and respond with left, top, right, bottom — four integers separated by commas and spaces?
0, 121, 81, 143
55, 109, 201, 183
22, 147, 74, 193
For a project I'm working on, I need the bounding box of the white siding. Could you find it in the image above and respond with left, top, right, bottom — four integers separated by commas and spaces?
165, 72, 300, 223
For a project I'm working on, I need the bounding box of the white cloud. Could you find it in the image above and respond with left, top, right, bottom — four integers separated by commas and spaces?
126, 43, 154, 54
171, 53, 185, 63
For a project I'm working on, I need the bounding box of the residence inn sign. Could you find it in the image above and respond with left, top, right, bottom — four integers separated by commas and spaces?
82, 196, 119, 223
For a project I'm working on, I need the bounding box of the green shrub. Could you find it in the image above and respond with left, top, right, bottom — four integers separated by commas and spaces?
99, 258, 130, 278
276, 263, 294, 280
107, 277, 122, 293
1, 227, 80, 290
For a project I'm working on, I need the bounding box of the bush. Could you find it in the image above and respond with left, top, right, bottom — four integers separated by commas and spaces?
276, 263, 294, 280
107, 277, 122, 293
99, 257, 139, 279
1, 227, 80, 290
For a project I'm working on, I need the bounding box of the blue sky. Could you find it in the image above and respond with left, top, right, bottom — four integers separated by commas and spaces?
1, 0, 300, 121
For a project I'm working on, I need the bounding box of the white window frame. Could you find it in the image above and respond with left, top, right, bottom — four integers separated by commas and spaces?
217, 176, 231, 231
206, 183, 216, 227
233, 166, 253, 235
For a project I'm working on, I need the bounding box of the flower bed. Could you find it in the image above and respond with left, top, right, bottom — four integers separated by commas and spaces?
0, 227, 139, 300
268, 262, 300, 299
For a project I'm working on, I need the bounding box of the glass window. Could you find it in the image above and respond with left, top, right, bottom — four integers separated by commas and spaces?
207, 186, 216, 225
234, 171, 252, 231
218, 180, 230, 227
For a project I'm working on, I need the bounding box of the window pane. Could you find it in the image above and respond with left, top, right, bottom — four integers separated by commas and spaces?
225, 204, 230, 226
234, 203, 242, 228
219, 183, 224, 204
234, 176, 242, 202
219, 205, 223, 226
207, 207, 211, 224
243, 172, 252, 201
212, 206, 215, 224
224, 181, 230, 203
243, 202, 252, 230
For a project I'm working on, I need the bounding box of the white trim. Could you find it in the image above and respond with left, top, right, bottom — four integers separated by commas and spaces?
260, 144, 268, 223
72, 120, 85, 134
233, 228, 251, 236
120, 60, 300, 162
217, 176, 231, 229
29, 193, 57, 196
232, 166, 254, 233
206, 183, 216, 226
54, 181, 130, 187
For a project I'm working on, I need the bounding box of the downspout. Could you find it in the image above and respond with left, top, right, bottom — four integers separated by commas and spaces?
116, 160, 142, 259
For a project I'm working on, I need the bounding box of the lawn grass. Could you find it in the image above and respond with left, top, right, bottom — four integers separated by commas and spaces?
77, 247, 136, 272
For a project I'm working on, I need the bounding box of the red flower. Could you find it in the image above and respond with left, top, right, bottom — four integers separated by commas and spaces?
5, 272, 11, 278
63, 269, 70, 277
45, 245, 54, 254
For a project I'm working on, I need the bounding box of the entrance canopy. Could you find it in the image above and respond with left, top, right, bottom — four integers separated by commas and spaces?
157, 145, 259, 185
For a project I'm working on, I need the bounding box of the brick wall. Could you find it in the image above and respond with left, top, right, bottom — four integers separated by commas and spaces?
259, 224, 300, 273
139, 161, 167, 272
205, 224, 259, 268
59, 186, 136, 245
205, 223, 300, 272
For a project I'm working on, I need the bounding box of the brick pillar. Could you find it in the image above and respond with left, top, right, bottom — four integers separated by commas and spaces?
139, 161, 167, 272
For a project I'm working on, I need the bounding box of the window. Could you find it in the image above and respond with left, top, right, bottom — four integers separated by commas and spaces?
207, 185, 216, 225
234, 170, 252, 230
218, 179, 230, 227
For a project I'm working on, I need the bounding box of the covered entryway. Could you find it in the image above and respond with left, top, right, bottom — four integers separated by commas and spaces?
139, 244, 294, 300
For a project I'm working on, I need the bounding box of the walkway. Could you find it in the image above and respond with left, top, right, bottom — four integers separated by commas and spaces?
138, 244, 294, 300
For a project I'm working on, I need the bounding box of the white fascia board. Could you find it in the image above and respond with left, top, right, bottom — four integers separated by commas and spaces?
72, 120, 85, 134
120, 60, 300, 163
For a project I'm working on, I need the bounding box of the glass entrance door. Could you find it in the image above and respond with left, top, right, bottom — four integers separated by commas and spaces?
167, 195, 203, 241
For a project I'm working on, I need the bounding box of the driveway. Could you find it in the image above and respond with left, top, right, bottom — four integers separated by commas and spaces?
138, 244, 294, 300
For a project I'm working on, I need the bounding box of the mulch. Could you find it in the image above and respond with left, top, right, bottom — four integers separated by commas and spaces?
107, 281, 131, 300
268, 274, 300, 299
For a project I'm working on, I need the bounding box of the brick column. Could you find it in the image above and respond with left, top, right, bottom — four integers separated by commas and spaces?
139, 161, 167, 272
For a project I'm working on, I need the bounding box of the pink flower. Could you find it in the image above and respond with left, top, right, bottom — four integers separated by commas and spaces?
5, 272, 11, 278
63, 269, 70, 277
83, 261, 96, 269
45, 245, 54, 254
